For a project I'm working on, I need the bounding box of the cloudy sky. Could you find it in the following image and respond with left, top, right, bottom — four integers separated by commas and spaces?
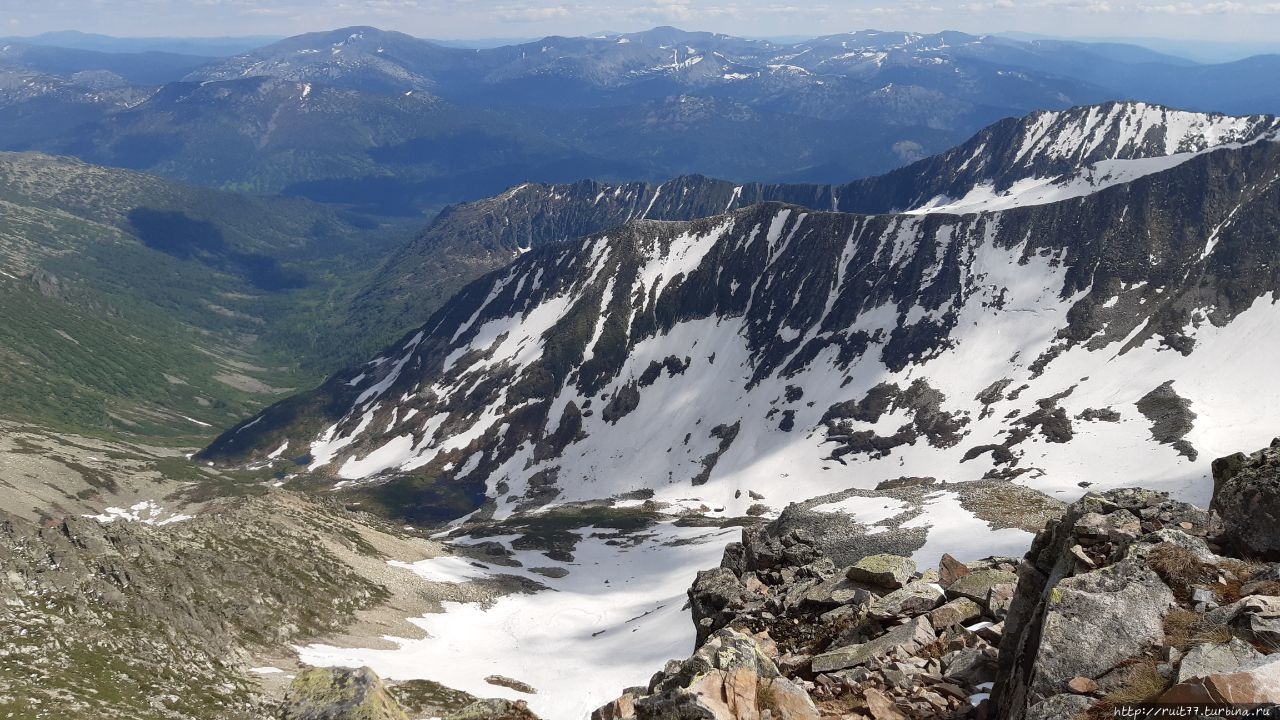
1, 0, 1269, 43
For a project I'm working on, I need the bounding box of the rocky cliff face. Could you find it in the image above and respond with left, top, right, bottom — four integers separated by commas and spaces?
594, 440, 1280, 719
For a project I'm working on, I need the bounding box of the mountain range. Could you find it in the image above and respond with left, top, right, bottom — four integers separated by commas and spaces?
5, 22, 1280, 720
4, 27, 1280, 215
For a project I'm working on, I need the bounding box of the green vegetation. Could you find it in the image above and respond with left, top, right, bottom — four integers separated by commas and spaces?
0, 152, 415, 444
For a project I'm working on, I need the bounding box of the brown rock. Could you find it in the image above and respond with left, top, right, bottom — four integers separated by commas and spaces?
591, 693, 635, 720
938, 553, 971, 587
1067, 676, 1099, 694
864, 688, 907, 720
757, 677, 820, 720
688, 667, 760, 720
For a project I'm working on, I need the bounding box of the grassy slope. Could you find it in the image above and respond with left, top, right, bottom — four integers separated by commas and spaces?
0, 152, 414, 442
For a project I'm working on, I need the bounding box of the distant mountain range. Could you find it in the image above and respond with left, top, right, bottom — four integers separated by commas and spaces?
3, 26, 1280, 215
2, 30, 281, 57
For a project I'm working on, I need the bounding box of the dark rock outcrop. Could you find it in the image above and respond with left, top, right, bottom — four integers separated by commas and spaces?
993, 451, 1280, 719
1211, 437, 1280, 559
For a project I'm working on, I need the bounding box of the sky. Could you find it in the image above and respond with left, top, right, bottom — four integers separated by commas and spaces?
0, 0, 1269, 44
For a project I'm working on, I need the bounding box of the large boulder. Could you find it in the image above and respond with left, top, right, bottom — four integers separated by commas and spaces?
1161, 656, 1280, 704
689, 567, 748, 644
1212, 438, 1280, 560
810, 616, 936, 673
846, 554, 916, 589
992, 488, 1201, 720
281, 667, 409, 720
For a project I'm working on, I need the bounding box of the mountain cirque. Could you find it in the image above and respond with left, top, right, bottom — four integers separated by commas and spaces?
184, 104, 1280, 715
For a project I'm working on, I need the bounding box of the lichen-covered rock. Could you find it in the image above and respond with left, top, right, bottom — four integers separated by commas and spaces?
1030, 560, 1174, 698
1212, 438, 1280, 559
946, 568, 1018, 609
1178, 638, 1265, 683
868, 581, 945, 620
928, 597, 983, 630
992, 488, 1200, 720
1024, 694, 1093, 720
846, 554, 916, 589
281, 667, 409, 720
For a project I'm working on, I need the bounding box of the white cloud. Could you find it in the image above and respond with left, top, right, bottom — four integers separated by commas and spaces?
1139, 0, 1280, 12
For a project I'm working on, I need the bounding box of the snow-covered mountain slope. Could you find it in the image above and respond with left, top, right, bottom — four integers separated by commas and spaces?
202, 111, 1280, 718
892, 102, 1280, 213
353, 102, 1278, 341
210, 134, 1280, 506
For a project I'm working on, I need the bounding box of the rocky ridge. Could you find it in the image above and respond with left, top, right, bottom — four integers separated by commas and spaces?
595, 440, 1280, 719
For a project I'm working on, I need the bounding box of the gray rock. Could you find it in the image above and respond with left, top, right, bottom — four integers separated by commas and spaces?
946, 568, 1018, 607
868, 581, 945, 620
929, 597, 983, 630
943, 646, 999, 685
1129, 529, 1217, 563
688, 567, 746, 645
1249, 614, 1280, 646
811, 616, 935, 673
798, 574, 873, 611
1178, 638, 1265, 683
1025, 694, 1095, 720
1028, 559, 1175, 702
846, 554, 917, 589
1212, 438, 1280, 560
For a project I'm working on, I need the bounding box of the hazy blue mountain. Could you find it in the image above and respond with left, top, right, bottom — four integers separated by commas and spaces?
4, 30, 280, 57
0, 42, 212, 85
5, 26, 1280, 216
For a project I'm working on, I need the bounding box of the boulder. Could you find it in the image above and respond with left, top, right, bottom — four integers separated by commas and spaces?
281, 667, 409, 720
1027, 560, 1174, 701
846, 554, 916, 589
811, 616, 935, 673
1211, 438, 1280, 560
946, 568, 1018, 608
929, 597, 983, 630
797, 574, 871, 611
1161, 656, 1280, 704
938, 553, 970, 587
868, 581, 945, 620
1177, 638, 1264, 683
689, 567, 747, 644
